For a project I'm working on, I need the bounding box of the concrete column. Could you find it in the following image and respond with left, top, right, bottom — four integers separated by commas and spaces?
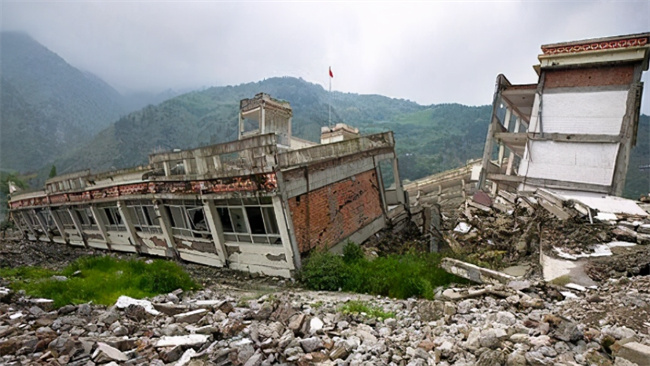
49, 209, 68, 244
202, 199, 228, 264
17, 211, 37, 239
506, 117, 521, 176
34, 209, 53, 242
261, 105, 266, 134
89, 206, 111, 249
153, 199, 178, 258
273, 195, 296, 271
497, 108, 512, 166
163, 161, 171, 177
66, 207, 88, 247
116, 201, 140, 253
392, 155, 405, 204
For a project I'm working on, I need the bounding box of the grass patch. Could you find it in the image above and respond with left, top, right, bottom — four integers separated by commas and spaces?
300, 243, 469, 299
339, 300, 395, 320
0, 256, 199, 308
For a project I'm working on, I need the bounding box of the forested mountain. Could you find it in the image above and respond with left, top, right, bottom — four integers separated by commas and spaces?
53, 77, 431, 174
0, 32, 128, 171
0, 33, 646, 200
0, 32, 174, 173
52, 76, 648, 199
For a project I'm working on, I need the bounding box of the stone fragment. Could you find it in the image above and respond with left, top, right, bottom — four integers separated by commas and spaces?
154, 302, 189, 316
288, 313, 305, 332
479, 328, 507, 349
552, 318, 582, 342
174, 309, 208, 324
308, 316, 324, 333
243, 352, 263, 366
125, 304, 149, 321
92, 342, 129, 363
115, 295, 160, 316
154, 335, 209, 348
160, 345, 184, 363
615, 342, 650, 366
300, 337, 324, 353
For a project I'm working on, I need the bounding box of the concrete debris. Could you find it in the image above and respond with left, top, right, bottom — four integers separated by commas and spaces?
115, 295, 160, 316
2, 257, 649, 366
438, 186, 650, 283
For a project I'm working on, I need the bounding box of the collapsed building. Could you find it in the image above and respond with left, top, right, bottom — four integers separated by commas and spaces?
479, 32, 650, 197
406, 32, 650, 286
408, 32, 650, 212
7, 93, 407, 277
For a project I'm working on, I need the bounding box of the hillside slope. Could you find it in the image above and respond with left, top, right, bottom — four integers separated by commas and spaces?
0, 32, 126, 172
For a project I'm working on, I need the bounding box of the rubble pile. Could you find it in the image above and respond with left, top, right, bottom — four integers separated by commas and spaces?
1, 273, 650, 366
441, 189, 650, 280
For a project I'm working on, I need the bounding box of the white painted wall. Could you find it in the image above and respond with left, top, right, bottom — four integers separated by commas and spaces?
531, 90, 627, 134
520, 141, 619, 186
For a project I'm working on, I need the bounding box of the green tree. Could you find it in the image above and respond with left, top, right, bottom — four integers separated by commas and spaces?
48, 165, 57, 178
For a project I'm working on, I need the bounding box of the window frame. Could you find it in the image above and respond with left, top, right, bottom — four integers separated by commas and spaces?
101, 206, 126, 232
215, 196, 282, 245
126, 201, 162, 235
74, 207, 98, 231
166, 200, 212, 239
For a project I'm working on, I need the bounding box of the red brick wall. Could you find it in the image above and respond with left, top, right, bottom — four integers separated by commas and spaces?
544, 64, 635, 89
288, 169, 384, 254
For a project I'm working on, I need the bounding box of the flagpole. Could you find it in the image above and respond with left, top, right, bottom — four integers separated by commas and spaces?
328, 67, 332, 127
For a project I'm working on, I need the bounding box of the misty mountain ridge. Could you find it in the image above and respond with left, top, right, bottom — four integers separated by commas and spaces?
0, 32, 183, 172
1, 32, 647, 200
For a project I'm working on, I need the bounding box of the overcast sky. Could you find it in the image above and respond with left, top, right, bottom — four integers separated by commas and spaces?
2, 1, 650, 114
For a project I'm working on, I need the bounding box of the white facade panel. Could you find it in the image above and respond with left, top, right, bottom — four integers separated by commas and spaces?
520, 141, 619, 186
538, 90, 628, 134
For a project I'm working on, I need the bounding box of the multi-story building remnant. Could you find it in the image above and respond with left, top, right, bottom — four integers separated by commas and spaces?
478, 32, 650, 196
7, 93, 407, 277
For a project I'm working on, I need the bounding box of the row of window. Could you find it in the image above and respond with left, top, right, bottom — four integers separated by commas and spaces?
13, 198, 282, 246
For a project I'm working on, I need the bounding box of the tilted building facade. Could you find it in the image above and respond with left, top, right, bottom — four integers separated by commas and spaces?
8, 93, 407, 277
478, 32, 650, 197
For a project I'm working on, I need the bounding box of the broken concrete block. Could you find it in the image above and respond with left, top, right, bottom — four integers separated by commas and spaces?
440, 258, 516, 285
615, 342, 650, 366
613, 226, 637, 242
115, 296, 160, 316
153, 303, 189, 316
154, 334, 209, 348
173, 309, 208, 324
91, 342, 129, 363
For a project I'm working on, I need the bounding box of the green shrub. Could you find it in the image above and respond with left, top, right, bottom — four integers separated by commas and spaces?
342, 241, 364, 263
0, 256, 199, 308
300, 251, 348, 291
300, 249, 468, 300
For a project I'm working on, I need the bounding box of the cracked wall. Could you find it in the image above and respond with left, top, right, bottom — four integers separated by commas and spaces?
288, 169, 384, 253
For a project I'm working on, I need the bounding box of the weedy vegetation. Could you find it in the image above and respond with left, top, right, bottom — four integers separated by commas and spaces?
339, 300, 395, 320
0, 256, 199, 308
300, 242, 469, 299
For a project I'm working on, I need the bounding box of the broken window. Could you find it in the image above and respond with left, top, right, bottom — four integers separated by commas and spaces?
166, 200, 212, 239
24, 210, 44, 234
215, 196, 282, 245
74, 207, 98, 230
12, 211, 30, 233
36, 209, 60, 236
52, 209, 75, 230
101, 206, 126, 232
378, 159, 395, 190
127, 201, 162, 234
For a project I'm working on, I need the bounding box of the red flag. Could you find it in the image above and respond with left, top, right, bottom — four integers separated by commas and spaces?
329, 66, 333, 78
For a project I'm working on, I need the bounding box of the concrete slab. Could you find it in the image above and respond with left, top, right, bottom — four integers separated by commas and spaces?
502, 264, 530, 277
616, 342, 650, 366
